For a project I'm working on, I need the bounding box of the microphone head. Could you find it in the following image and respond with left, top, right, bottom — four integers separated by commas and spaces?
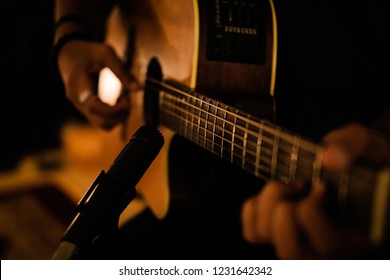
105, 125, 164, 190
130, 124, 164, 153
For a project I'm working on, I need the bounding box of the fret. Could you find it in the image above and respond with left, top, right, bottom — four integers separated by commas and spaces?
201, 98, 212, 150
197, 96, 203, 146
232, 112, 246, 166
184, 94, 190, 139
235, 117, 246, 146
242, 117, 250, 170
271, 128, 281, 180
190, 96, 196, 143
231, 109, 238, 164
258, 125, 274, 177
255, 124, 264, 178
244, 157, 271, 181
220, 105, 228, 159
295, 147, 316, 181
213, 102, 223, 157
212, 102, 219, 154
205, 99, 217, 152
275, 138, 293, 183
245, 122, 260, 175
289, 136, 300, 182
204, 100, 210, 149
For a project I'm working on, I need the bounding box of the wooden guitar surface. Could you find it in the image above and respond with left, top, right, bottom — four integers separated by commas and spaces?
97, 0, 389, 246
100, 0, 276, 219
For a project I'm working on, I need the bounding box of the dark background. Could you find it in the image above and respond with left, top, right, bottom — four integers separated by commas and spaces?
0, 1, 83, 171
0, 1, 83, 259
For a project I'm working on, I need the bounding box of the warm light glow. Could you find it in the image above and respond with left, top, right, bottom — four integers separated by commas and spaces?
98, 67, 122, 106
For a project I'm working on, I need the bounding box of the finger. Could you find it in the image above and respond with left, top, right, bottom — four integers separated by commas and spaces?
272, 201, 314, 259
241, 195, 261, 243
321, 145, 350, 172
322, 124, 370, 156
323, 124, 390, 168
296, 182, 341, 257
241, 181, 303, 244
83, 95, 129, 130
71, 74, 130, 130
65, 67, 97, 108
87, 110, 128, 130
297, 182, 372, 259
88, 94, 129, 117
255, 181, 290, 242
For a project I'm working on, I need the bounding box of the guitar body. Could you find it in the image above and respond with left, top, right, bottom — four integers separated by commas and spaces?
101, 0, 276, 219
96, 0, 390, 249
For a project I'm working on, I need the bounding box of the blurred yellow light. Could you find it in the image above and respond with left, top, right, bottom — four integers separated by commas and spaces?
98, 67, 122, 106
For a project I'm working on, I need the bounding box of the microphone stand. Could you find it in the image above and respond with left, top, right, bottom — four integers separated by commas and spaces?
51, 125, 164, 260
52, 170, 136, 260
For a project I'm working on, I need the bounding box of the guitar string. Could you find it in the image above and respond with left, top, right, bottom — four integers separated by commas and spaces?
160, 100, 316, 182
162, 106, 315, 180
161, 99, 380, 187
146, 80, 380, 188
148, 78, 319, 149
144, 81, 386, 226
158, 90, 318, 164
162, 102, 313, 167
147, 80, 318, 181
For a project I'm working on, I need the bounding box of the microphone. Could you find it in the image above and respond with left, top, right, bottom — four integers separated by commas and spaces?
52, 125, 164, 259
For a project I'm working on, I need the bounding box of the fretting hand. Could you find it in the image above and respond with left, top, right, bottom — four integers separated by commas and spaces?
241, 124, 390, 259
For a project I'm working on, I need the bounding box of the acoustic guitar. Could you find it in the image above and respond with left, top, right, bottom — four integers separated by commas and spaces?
98, 0, 389, 247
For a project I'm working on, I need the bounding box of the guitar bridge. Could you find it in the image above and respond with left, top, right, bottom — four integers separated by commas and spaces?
206, 0, 267, 64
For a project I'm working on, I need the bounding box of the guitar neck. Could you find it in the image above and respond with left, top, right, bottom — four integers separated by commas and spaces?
149, 78, 322, 184
145, 77, 390, 245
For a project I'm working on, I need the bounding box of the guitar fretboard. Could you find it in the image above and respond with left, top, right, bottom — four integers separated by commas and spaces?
148, 78, 322, 184
145, 77, 390, 245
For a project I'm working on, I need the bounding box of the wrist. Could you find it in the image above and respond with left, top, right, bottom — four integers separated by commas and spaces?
54, 14, 92, 43
50, 32, 92, 81
54, 23, 87, 42
54, 13, 92, 38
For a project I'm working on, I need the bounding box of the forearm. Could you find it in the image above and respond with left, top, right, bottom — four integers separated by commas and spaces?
54, 0, 117, 42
